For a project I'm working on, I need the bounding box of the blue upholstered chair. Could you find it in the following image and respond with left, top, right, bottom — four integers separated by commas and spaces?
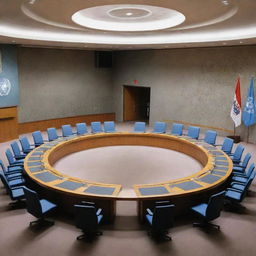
225, 172, 256, 207
61, 124, 74, 137
152, 122, 166, 134
32, 131, 47, 147
203, 130, 217, 145
19, 136, 35, 154
91, 122, 103, 133
47, 127, 59, 141
133, 122, 146, 133
187, 126, 200, 140
146, 204, 175, 241
232, 153, 251, 173
0, 160, 23, 181
76, 123, 88, 135
232, 163, 255, 184
74, 204, 103, 240
103, 121, 116, 133
11, 141, 26, 160
0, 169, 25, 189
191, 191, 225, 229
5, 149, 24, 167
229, 144, 245, 164
171, 123, 184, 136
23, 186, 57, 227
0, 172, 25, 207
232, 163, 255, 177
218, 137, 234, 155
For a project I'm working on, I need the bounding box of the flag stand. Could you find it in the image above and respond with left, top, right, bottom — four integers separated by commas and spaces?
247, 126, 250, 143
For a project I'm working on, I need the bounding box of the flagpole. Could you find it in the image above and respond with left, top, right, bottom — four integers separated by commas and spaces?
233, 124, 236, 136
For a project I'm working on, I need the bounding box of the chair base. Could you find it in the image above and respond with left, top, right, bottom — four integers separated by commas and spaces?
77, 231, 103, 241
8, 200, 26, 209
29, 218, 55, 227
193, 222, 220, 230
147, 230, 172, 241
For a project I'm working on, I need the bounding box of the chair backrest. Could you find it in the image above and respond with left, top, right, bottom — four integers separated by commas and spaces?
171, 123, 184, 136
221, 138, 234, 154
0, 171, 11, 193
104, 121, 116, 133
5, 148, 15, 165
187, 126, 200, 139
133, 122, 146, 132
11, 141, 23, 157
245, 163, 255, 178
153, 122, 166, 133
152, 204, 175, 230
32, 131, 44, 146
19, 137, 31, 152
91, 122, 103, 133
0, 160, 8, 174
74, 204, 98, 231
233, 144, 245, 161
240, 171, 256, 201
204, 130, 217, 145
76, 123, 88, 135
23, 186, 43, 218
240, 153, 251, 168
62, 124, 73, 137
206, 191, 225, 221
47, 127, 59, 141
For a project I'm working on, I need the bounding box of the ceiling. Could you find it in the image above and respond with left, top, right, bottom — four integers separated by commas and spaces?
0, 0, 256, 50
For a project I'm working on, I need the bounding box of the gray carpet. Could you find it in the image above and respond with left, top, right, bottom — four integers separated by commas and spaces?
0, 122, 255, 256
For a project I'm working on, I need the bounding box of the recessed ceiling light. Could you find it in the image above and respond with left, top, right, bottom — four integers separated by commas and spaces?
239, 41, 243, 44
126, 12, 133, 16
222, 0, 229, 6
29, 0, 36, 4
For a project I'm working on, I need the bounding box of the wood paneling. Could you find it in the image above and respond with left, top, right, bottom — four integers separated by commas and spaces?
0, 107, 18, 142
165, 119, 233, 134
18, 113, 115, 134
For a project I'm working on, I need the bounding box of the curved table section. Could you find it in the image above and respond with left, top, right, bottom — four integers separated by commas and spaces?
24, 133, 233, 221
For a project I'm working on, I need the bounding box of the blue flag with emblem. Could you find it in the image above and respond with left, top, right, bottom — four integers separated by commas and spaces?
242, 77, 256, 127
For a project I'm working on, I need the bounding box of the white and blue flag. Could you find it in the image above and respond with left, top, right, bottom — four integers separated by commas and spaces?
242, 77, 256, 127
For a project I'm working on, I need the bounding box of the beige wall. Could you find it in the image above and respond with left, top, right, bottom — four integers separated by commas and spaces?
16, 45, 256, 143
17, 47, 113, 123
113, 46, 256, 142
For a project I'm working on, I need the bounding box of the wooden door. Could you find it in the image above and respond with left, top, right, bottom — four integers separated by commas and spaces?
123, 86, 140, 121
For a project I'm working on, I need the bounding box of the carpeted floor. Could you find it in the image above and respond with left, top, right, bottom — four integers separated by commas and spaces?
0, 122, 255, 256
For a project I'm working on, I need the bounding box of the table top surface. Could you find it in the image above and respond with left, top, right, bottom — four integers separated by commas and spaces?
24, 132, 233, 200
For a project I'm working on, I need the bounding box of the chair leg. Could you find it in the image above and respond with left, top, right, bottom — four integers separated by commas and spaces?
8, 200, 26, 209
76, 230, 103, 241
193, 221, 220, 230
29, 218, 55, 227
147, 230, 172, 241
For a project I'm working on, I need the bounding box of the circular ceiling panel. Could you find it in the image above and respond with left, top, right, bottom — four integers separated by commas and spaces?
71, 5, 186, 32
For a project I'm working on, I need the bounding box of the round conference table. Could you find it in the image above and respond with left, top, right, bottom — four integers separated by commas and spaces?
24, 132, 233, 222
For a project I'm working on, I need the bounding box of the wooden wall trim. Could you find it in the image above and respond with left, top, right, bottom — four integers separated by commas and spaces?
18, 113, 115, 135
0, 107, 18, 142
164, 119, 233, 134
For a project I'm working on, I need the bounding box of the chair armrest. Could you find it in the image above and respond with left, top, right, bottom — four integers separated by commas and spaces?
7, 175, 23, 181
96, 208, 102, 216
231, 181, 246, 186
226, 188, 242, 193
232, 173, 246, 178
146, 208, 153, 215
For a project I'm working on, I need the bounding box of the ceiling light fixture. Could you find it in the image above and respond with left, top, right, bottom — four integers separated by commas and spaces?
222, 0, 229, 6
29, 0, 36, 4
126, 12, 133, 16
